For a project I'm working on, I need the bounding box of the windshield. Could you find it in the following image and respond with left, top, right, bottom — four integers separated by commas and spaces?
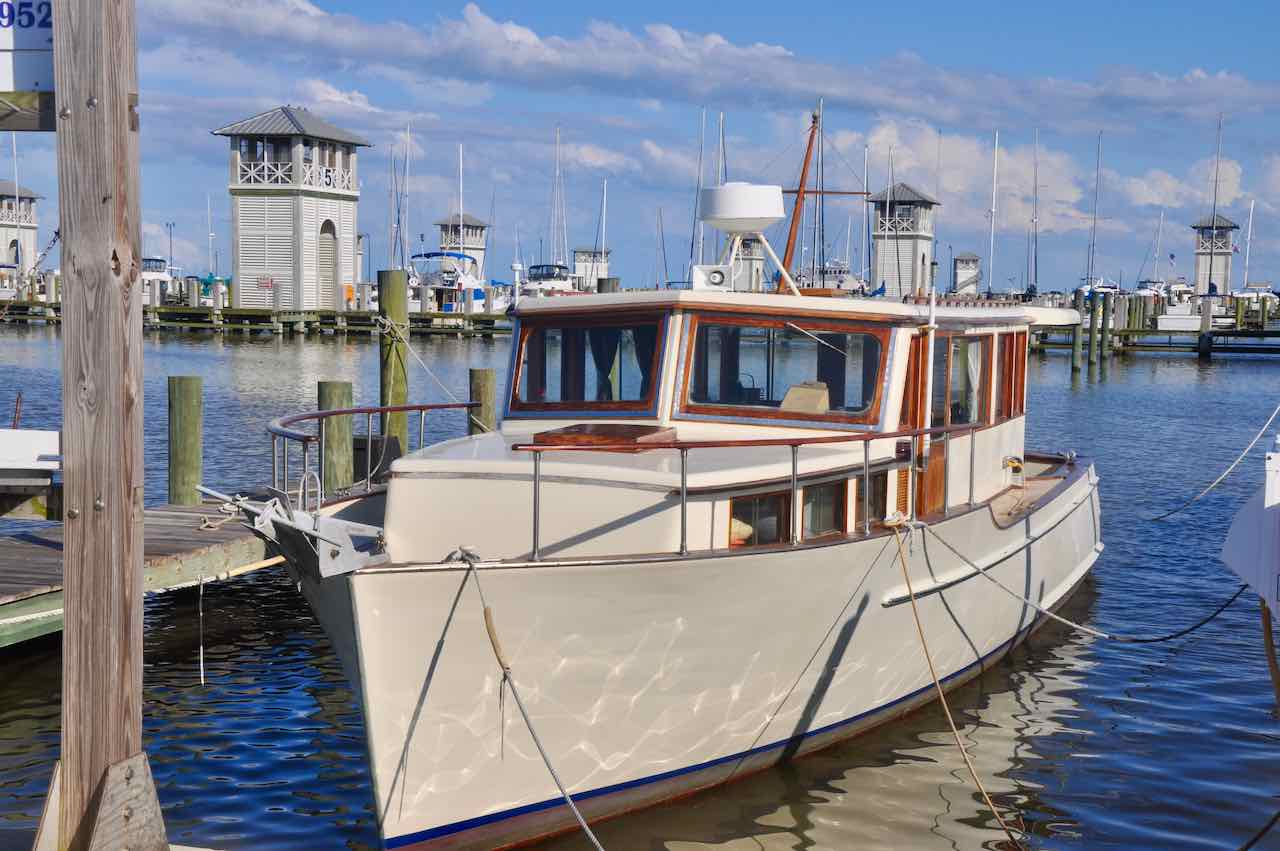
511, 315, 665, 413
682, 315, 885, 425
528, 264, 568, 281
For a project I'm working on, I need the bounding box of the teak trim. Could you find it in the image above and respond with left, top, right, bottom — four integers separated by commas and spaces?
507, 313, 669, 414
676, 312, 891, 427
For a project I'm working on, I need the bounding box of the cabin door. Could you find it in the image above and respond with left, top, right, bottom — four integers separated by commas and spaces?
917, 334, 948, 518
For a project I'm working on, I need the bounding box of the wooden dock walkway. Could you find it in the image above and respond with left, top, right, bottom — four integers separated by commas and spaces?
0, 503, 272, 649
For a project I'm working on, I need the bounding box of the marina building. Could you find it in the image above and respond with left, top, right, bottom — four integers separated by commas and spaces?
214, 106, 369, 311
952, 251, 981, 293
436, 213, 489, 278
573, 247, 610, 292
868, 182, 938, 298
1192, 213, 1238, 295
0, 180, 40, 285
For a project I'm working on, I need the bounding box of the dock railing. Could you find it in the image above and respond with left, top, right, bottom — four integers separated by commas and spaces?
511, 421, 982, 561
267, 402, 479, 509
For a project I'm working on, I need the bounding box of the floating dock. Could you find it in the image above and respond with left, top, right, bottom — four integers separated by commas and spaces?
0, 503, 272, 649
0, 300, 512, 336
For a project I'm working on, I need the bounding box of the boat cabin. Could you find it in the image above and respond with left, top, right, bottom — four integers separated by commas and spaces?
379, 290, 1074, 563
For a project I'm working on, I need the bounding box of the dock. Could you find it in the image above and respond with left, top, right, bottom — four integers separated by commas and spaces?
0, 299, 512, 336
0, 503, 272, 649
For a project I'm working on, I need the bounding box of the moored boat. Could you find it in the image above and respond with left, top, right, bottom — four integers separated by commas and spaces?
217, 183, 1100, 849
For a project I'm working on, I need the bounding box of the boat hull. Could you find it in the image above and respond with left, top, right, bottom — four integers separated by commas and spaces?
296, 459, 1102, 849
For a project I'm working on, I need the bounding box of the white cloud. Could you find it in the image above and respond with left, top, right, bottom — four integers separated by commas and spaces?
142, 222, 202, 269
563, 143, 639, 173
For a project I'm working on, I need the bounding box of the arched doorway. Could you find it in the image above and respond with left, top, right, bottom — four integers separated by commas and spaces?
318, 220, 337, 308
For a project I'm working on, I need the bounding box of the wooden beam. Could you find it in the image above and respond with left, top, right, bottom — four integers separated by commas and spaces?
50, 0, 152, 848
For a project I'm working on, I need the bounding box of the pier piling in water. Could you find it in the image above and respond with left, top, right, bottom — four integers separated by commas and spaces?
167, 376, 203, 506
1070, 290, 1084, 371
319, 380, 354, 493
469, 368, 497, 435
1100, 292, 1114, 358
379, 270, 409, 453
1235, 297, 1246, 330
1087, 294, 1101, 364
1263, 299, 1271, 330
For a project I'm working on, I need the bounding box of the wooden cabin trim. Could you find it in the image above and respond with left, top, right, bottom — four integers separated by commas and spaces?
673, 311, 892, 428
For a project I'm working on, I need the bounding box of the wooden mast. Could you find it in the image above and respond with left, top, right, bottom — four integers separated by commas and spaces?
781, 110, 819, 273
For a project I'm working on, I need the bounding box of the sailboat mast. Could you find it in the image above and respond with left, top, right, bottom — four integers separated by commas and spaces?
1154, 208, 1164, 283
812, 98, 823, 285
987, 130, 998, 296
206, 193, 213, 275
1032, 129, 1039, 291
714, 111, 725, 259
862, 145, 869, 282
782, 110, 819, 273
1207, 113, 1224, 294
1243, 199, 1255, 292
1086, 131, 1102, 292
690, 107, 706, 275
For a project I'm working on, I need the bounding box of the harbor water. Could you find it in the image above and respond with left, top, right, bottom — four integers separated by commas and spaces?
2, 325, 1280, 849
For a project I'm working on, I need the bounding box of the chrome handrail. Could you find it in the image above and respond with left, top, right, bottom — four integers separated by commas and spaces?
268, 402, 479, 505
512, 421, 989, 562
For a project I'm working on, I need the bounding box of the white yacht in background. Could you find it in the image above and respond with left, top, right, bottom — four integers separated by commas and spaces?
140, 256, 173, 307
217, 183, 1099, 849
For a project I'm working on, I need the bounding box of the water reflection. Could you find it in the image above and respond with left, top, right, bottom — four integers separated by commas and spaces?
3, 333, 1280, 849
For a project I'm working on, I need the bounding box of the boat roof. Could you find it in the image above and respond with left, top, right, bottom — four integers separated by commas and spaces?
512, 289, 1077, 328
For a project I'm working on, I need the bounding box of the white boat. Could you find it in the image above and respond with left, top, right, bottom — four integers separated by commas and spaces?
140, 256, 173, 307
410, 251, 512, 315
219, 183, 1100, 849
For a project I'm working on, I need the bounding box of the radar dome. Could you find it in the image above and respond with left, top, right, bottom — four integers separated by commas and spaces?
699, 182, 785, 232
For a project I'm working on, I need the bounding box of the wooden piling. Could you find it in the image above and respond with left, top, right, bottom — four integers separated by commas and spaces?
1234, 297, 1245, 330
1087, 293, 1101, 364
48, 0, 165, 845
1101, 292, 1114, 358
378, 269, 409, 452
1263, 298, 1271, 330
1070, 290, 1084, 371
167, 377, 203, 506
318, 380, 353, 494
469, 368, 497, 435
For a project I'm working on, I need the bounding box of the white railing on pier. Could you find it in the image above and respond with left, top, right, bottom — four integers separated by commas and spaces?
238, 161, 293, 186
303, 164, 354, 192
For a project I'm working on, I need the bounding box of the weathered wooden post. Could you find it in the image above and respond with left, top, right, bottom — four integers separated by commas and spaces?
378, 269, 408, 453
318, 380, 353, 494
35, 0, 169, 847
1070, 290, 1084, 371
1234, 297, 1245, 330
1087, 293, 1101, 364
1262, 298, 1271, 331
469, 367, 496, 435
167, 377, 202, 506
1095, 291, 1116, 358
1198, 297, 1214, 360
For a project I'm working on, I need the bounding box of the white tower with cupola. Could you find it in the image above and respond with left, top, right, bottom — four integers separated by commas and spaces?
868, 182, 938, 299
214, 106, 370, 310
1191, 213, 1238, 295
436, 213, 488, 277
0, 180, 40, 285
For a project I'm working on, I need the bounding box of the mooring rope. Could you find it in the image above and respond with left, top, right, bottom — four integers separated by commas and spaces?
1146, 399, 1280, 522
920, 522, 1247, 644
374, 315, 493, 434
452, 548, 604, 850
888, 522, 1026, 849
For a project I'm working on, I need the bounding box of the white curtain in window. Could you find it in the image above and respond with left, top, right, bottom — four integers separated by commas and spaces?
966, 341, 982, 421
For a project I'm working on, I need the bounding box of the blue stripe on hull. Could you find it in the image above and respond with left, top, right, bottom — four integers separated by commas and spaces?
384, 563, 1093, 849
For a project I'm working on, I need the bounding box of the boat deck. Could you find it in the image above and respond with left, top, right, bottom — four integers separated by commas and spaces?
0, 503, 272, 649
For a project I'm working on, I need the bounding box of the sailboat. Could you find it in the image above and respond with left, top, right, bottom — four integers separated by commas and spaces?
522, 128, 579, 298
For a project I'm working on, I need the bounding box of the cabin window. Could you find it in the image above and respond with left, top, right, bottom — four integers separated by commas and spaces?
511, 316, 665, 413
730, 491, 790, 547
931, 334, 991, 427
996, 331, 1027, 420
853, 471, 889, 528
803, 480, 846, 539
684, 316, 884, 425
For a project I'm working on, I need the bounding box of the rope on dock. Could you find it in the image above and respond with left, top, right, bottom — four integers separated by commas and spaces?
887, 520, 1026, 848
920, 522, 1247, 644
452, 547, 605, 850
375, 316, 493, 434
1146, 398, 1280, 522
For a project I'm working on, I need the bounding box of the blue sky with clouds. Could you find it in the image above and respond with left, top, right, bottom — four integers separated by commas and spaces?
18, 0, 1280, 289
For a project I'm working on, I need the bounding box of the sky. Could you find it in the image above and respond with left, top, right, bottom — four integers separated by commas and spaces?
16, 0, 1280, 291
